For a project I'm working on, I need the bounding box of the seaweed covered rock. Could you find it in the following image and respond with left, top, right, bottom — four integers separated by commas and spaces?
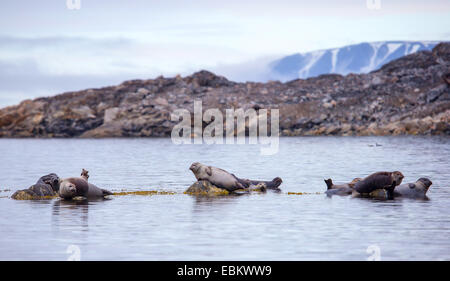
185, 180, 230, 196
11, 185, 58, 200
11, 173, 60, 200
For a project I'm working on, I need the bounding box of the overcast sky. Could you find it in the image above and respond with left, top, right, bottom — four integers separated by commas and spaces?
0, 0, 449, 107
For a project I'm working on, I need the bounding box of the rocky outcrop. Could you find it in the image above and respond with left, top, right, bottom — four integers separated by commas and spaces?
11, 173, 60, 200
185, 181, 231, 196
1, 43, 449, 137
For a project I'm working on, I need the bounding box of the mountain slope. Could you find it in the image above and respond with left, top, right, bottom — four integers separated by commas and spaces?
270, 41, 440, 81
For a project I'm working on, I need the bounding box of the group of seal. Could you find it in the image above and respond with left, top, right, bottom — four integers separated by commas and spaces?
325, 171, 432, 199
11, 165, 432, 201
189, 162, 283, 193
11, 173, 61, 200
12, 169, 113, 200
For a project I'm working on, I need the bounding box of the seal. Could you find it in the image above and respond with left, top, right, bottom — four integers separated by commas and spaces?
11, 173, 60, 200
353, 171, 404, 198
58, 173, 89, 200
80, 169, 113, 198
324, 178, 361, 190
393, 178, 432, 199
246, 177, 283, 191
324, 178, 361, 197
189, 162, 282, 192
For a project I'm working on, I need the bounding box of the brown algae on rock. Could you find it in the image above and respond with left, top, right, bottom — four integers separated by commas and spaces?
287, 192, 322, 195
10, 190, 58, 200
113, 190, 176, 196
184, 181, 230, 196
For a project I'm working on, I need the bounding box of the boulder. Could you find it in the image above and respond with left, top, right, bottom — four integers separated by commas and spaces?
184, 180, 230, 196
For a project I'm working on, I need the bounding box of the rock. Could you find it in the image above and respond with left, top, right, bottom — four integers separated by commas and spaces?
422, 84, 448, 103
371, 76, 383, 85
184, 180, 230, 196
71, 106, 96, 119
11, 176, 59, 200
104, 107, 120, 123
137, 88, 150, 95
153, 97, 169, 106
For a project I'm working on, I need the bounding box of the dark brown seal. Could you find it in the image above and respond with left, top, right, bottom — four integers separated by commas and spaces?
11, 173, 60, 200
354, 171, 404, 197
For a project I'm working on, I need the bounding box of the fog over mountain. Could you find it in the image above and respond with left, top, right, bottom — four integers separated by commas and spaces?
269, 41, 441, 81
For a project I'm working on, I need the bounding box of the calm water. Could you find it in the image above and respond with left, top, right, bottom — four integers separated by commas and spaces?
0, 137, 449, 261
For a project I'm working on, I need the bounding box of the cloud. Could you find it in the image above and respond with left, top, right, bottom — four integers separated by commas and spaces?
0, 35, 268, 108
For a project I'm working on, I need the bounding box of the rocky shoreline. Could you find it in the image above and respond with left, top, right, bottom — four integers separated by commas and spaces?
0, 43, 449, 138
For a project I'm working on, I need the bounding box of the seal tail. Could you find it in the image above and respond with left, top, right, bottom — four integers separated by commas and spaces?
101, 189, 113, 196
267, 177, 282, 189
324, 179, 333, 190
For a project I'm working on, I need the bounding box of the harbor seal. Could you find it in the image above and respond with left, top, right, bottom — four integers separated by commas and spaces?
80, 169, 113, 198
11, 173, 60, 200
58, 174, 90, 200
246, 177, 283, 191
324, 178, 361, 197
324, 178, 362, 190
393, 178, 432, 199
353, 171, 404, 198
58, 169, 112, 200
189, 162, 282, 192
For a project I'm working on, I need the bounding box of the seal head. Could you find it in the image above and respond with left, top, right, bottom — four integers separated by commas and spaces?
58, 177, 89, 200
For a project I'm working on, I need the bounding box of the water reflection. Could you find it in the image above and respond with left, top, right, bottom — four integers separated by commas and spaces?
52, 199, 90, 230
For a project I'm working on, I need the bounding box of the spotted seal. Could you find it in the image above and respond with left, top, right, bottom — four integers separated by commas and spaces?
189, 162, 282, 193
393, 178, 432, 199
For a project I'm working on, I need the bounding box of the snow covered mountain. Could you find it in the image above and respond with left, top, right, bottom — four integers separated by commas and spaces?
270, 41, 440, 81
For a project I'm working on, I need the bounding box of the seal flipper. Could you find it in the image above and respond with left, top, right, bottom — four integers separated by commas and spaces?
266, 177, 282, 189
324, 179, 333, 190
385, 181, 397, 200
101, 189, 113, 196
231, 174, 250, 189
81, 169, 89, 181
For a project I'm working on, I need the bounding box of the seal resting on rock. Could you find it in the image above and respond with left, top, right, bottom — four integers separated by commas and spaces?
393, 178, 432, 199
80, 169, 113, 198
324, 178, 361, 197
11, 173, 60, 200
189, 162, 282, 193
353, 171, 404, 198
58, 169, 112, 200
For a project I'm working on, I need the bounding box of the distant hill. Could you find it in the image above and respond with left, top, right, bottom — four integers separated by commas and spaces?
270, 41, 440, 81
0, 43, 449, 138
